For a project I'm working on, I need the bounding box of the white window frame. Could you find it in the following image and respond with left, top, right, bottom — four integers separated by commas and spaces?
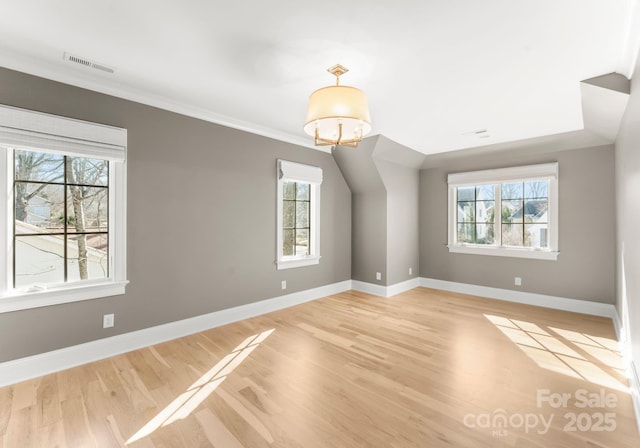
447, 163, 559, 260
276, 159, 322, 270
0, 104, 128, 313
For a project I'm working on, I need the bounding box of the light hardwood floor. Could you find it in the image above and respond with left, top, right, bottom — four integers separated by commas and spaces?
1, 287, 638, 447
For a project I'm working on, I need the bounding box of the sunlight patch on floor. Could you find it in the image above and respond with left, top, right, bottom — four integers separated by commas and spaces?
126, 328, 275, 445
484, 314, 628, 393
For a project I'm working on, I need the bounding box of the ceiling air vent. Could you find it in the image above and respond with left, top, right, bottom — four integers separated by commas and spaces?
63, 52, 115, 74
461, 129, 491, 139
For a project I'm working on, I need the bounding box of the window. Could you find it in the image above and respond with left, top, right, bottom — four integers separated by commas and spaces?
14, 151, 109, 287
447, 163, 558, 260
276, 160, 322, 269
0, 105, 127, 312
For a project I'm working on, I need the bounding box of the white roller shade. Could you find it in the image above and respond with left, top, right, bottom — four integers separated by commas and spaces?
278, 159, 323, 184
0, 104, 126, 161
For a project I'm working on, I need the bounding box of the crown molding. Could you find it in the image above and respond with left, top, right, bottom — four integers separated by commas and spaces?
0, 49, 329, 153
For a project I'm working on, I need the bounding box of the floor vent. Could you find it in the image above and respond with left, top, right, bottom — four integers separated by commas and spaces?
64, 52, 115, 74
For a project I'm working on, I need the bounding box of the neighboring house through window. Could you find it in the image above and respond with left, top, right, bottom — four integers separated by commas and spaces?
276, 159, 322, 269
14, 151, 110, 287
447, 163, 559, 260
0, 105, 127, 312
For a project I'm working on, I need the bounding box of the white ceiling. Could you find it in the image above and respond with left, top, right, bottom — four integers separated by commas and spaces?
0, 0, 639, 155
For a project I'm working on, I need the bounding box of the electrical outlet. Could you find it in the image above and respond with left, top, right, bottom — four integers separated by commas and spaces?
376, 272, 382, 281
409, 267, 413, 276
514, 277, 522, 286
281, 280, 287, 290
103, 313, 114, 328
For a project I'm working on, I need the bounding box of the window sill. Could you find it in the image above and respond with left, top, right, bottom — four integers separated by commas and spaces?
447, 245, 559, 260
277, 256, 320, 270
0, 280, 129, 313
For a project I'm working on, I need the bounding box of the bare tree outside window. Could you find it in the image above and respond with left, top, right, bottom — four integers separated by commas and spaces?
282, 181, 310, 257
14, 151, 64, 223
13, 150, 109, 288
501, 181, 549, 247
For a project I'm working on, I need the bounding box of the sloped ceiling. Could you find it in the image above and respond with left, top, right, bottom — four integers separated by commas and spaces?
0, 1, 639, 155
581, 73, 631, 142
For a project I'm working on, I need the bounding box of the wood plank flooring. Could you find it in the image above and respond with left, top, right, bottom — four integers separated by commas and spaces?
1, 287, 638, 447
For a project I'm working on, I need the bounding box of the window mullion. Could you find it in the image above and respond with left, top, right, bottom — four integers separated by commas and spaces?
293, 183, 298, 256
521, 182, 525, 247
308, 196, 312, 254
473, 187, 477, 244
495, 184, 502, 248
12, 150, 15, 288
454, 188, 458, 245
63, 156, 68, 282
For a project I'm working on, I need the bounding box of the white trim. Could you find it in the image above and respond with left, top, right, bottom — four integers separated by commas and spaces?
0, 151, 7, 297
276, 160, 322, 270
3, 274, 638, 438
0, 148, 128, 313
351, 280, 388, 297
112, 157, 127, 284
447, 163, 559, 260
629, 361, 640, 436
612, 309, 623, 341
447, 163, 558, 186
278, 160, 323, 184
0, 281, 128, 313
0, 104, 126, 161
419, 277, 617, 318
276, 256, 320, 270
422, 277, 639, 434
0, 105, 128, 311
611, 309, 640, 435
0, 48, 326, 153
0, 279, 352, 387
351, 277, 421, 298
386, 277, 421, 297
447, 245, 559, 260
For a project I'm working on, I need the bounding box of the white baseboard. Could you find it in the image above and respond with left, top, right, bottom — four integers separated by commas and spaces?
612, 309, 623, 341
387, 278, 421, 297
0, 280, 351, 387
351, 277, 420, 298
419, 277, 617, 318
629, 361, 640, 436
421, 277, 640, 434
612, 307, 640, 435
351, 280, 387, 297
4, 274, 639, 437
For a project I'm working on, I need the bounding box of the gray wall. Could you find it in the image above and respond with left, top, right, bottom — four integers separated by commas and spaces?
615, 49, 640, 383
351, 192, 387, 284
0, 67, 352, 362
333, 136, 422, 287
376, 160, 420, 285
332, 138, 387, 285
419, 144, 615, 303
0, 63, 625, 365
